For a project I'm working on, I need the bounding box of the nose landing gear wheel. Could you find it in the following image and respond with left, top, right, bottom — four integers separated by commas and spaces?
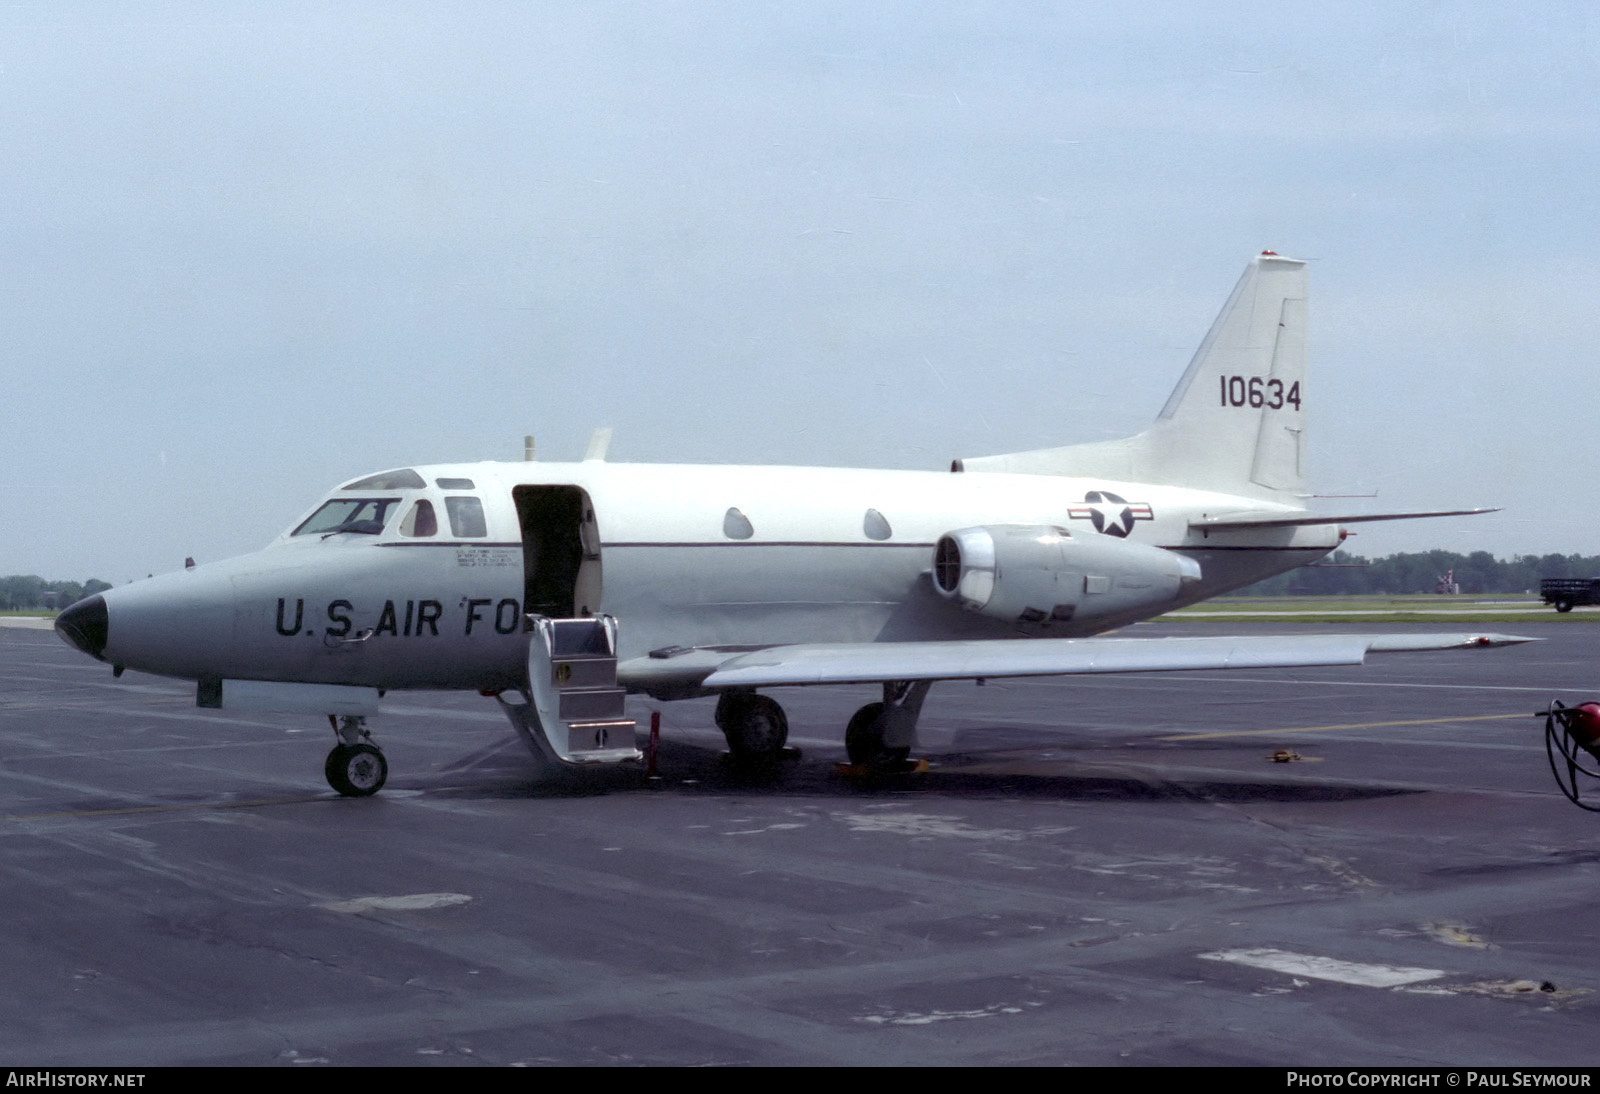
326, 742, 388, 797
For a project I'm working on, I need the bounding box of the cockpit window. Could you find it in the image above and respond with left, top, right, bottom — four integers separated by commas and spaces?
340, 469, 426, 490
435, 477, 475, 490
399, 499, 438, 538
293, 498, 401, 537
445, 496, 487, 538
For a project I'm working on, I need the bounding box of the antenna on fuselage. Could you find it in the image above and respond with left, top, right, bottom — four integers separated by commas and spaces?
584, 427, 613, 462
524, 435, 536, 461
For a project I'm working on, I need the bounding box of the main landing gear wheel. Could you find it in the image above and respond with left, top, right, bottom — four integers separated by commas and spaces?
715, 692, 789, 761
325, 742, 388, 797
845, 702, 910, 768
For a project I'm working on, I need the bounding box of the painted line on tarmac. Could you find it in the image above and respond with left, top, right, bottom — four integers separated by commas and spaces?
4, 794, 342, 820
1199, 948, 1444, 987
1133, 675, 1569, 693
1160, 711, 1527, 741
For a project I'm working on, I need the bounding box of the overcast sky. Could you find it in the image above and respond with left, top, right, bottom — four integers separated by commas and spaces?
3, 2, 1595, 582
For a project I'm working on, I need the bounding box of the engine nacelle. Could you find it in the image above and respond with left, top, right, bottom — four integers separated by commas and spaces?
931, 524, 1202, 627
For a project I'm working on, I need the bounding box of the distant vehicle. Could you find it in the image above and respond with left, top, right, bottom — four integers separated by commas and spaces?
1540, 578, 1600, 613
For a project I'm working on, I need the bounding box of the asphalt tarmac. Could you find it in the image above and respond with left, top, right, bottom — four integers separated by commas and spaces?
1, 620, 1598, 1066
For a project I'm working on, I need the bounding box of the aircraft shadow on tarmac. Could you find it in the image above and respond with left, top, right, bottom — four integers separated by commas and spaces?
418, 734, 1419, 806
1423, 849, 1600, 879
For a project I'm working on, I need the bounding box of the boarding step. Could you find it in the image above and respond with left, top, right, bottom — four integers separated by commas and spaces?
567, 718, 637, 755
501, 614, 640, 766
558, 687, 628, 722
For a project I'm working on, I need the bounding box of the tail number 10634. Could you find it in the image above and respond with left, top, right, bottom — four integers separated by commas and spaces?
1220, 375, 1301, 411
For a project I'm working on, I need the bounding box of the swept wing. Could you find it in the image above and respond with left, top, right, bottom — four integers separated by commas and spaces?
623, 632, 1534, 692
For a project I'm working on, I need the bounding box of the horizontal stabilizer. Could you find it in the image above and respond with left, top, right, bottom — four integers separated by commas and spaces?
625, 632, 1537, 691
1191, 507, 1499, 531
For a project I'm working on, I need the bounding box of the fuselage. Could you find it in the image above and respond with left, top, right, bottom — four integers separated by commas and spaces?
60, 459, 1341, 693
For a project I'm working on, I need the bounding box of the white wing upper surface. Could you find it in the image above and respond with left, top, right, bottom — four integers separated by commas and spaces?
620, 632, 1534, 692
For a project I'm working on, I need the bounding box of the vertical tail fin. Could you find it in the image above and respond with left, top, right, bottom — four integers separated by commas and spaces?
956, 253, 1309, 502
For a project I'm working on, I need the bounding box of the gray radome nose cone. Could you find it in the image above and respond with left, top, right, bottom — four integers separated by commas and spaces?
55, 594, 108, 660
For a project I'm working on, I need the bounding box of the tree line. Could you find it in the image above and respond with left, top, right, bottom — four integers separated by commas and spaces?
0, 576, 112, 612
3, 551, 1594, 609
1238, 551, 1600, 596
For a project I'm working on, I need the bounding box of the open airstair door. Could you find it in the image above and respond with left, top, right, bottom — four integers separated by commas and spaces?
496, 486, 637, 766
495, 615, 641, 766
513, 484, 602, 618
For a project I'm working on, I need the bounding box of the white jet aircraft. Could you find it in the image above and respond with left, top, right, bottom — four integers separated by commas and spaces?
55, 252, 1524, 796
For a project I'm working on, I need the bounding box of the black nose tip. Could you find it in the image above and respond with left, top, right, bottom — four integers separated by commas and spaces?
55, 595, 108, 660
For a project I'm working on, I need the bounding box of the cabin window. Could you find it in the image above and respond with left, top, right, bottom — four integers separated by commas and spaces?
292, 498, 401, 537
399, 499, 438, 538
340, 469, 426, 490
723, 507, 754, 540
436, 477, 474, 490
863, 508, 892, 541
446, 496, 488, 538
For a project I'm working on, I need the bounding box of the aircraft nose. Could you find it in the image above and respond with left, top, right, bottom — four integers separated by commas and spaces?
55, 594, 109, 660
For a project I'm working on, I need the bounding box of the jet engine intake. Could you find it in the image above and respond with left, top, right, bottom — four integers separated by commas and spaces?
932, 524, 1201, 627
